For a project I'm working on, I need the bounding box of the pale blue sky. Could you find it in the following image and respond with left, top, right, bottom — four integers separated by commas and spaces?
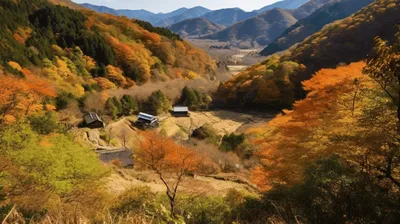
72, 0, 282, 13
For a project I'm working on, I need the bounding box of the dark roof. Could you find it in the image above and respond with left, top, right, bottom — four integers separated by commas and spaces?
84, 112, 103, 124
97, 149, 134, 167
173, 106, 189, 112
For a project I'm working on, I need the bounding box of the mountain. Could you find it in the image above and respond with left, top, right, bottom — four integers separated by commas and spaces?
215, 0, 400, 109
202, 8, 297, 46
256, 0, 310, 13
261, 0, 374, 56
80, 3, 119, 15
155, 7, 211, 27
79, 4, 211, 26
168, 18, 225, 37
199, 1, 310, 28
113, 9, 157, 22
290, 0, 338, 19
201, 8, 257, 27
202, 0, 336, 46
80, 3, 160, 23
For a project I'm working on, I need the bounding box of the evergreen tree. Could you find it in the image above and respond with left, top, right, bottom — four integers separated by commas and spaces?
121, 95, 138, 116
147, 90, 171, 115
180, 86, 199, 108
105, 98, 118, 119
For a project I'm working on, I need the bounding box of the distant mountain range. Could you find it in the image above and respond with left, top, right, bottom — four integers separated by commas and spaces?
168, 18, 225, 37
202, 8, 298, 46
255, 0, 310, 13
201, 8, 257, 27
261, 0, 374, 56
155, 7, 211, 27
81, 0, 362, 48
201, 0, 335, 46
79, 0, 313, 27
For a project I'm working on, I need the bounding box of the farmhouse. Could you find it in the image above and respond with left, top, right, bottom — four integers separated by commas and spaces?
172, 106, 189, 117
97, 148, 134, 168
135, 112, 159, 129
83, 112, 105, 129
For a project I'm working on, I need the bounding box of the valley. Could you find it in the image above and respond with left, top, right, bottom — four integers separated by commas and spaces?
1, 0, 400, 223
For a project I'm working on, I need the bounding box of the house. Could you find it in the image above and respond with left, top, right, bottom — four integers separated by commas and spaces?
83, 112, 105, 129
135, 112, 159, 129
172, 106, 189, 117
97, 148, 134, 168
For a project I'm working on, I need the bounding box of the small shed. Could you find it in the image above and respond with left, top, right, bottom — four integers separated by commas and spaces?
135, 112, 159, 129
83, 112, 105, 129
172, 106, 189, 117
97, 149, 134, 168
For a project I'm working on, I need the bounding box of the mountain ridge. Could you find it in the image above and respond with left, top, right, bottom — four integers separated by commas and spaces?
168, 17, 225, 37
200, 0, 337, 47
261, 0, 374, 56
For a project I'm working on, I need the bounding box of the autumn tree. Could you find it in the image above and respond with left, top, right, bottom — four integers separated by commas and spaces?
84, 92, 108, 115
0, 72, 56, 124
137, 131, 202, 216
249, 62, 399, 188
364, 26, 400, 126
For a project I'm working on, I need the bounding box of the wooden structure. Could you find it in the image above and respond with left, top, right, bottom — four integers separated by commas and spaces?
135, 112, 159, 129
172, 106, 189, 117
83, 112, 105, 129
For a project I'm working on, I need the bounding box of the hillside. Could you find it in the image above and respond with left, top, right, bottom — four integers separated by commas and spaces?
168, 18, 225, 38
202, 8, 298, 46
261, 0, 374, 56
49, 0, 82, 9
155, 6, 212, 27
0, 0, 216, 94
215, 0, 400, 109
202, 0, 336, 46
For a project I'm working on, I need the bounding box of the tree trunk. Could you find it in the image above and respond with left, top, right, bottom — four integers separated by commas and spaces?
169, 197, 175, 217
397, 75, 400, 134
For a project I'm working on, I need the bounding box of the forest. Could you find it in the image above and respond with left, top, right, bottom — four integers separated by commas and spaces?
1, 0, 400, 223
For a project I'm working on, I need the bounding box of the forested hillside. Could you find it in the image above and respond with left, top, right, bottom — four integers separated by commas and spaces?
0, 0, 216, 91
215, 0, 400, 109
261, 0, 374, 56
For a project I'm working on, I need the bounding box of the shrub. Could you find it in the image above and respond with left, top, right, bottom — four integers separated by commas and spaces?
220, 133, 245, 151
191, 125, 219, 144
180, 196, 230, 224
29, 112, 58, 134
111, 186, 156, 215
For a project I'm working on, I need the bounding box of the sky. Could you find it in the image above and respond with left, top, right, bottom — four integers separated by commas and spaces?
71, 0, 282, 13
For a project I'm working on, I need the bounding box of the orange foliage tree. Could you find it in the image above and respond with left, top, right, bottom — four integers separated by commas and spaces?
0, 71, 56, 124
136, 131, 203, 216
248, 62, 392, 189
